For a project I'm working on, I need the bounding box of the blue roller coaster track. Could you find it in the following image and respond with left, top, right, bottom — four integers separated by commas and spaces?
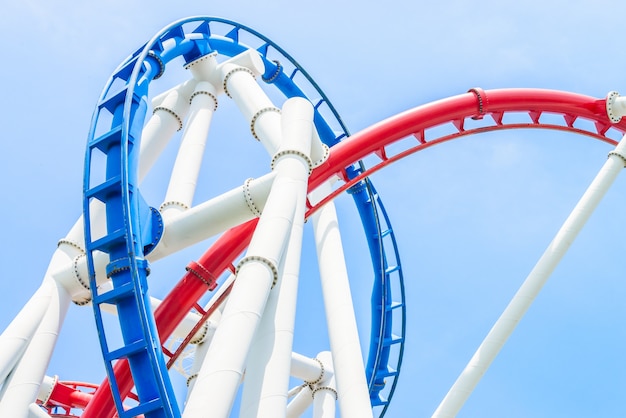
83, 16, 406, 417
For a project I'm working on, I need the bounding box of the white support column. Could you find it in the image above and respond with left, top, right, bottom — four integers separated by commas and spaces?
53, 171, 276, 285
182, 98, 312, 418
432, 135, 626, 418
311, 182, 373, 418
161, 80, 218, 219
141, 80, 196, 181
220, 59, 282, 155
312, 352, 337, 418
0, 279, 70, 417
240, 98, 314, 418
310, 129, 330, 169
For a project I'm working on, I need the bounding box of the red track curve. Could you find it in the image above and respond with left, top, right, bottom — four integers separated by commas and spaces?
75, 88, 626, 417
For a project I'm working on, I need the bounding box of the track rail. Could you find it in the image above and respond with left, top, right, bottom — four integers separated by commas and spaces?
308, 88, 625, 210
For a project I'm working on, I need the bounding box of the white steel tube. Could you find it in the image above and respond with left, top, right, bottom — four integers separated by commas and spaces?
151, 172, 274, 259
45, 53, 266, 303
141, 80, 196, 181
240, 98, 314, 418
96, 295, 207, 343
311, 182, 373, 418
310, 130, 329, 169
59, 80, 194, 248
185, 337, 212, 401
290, 352, 324, 383
312, 352, 337, 418
28, 403, 50, 418
220, 62, 281, 154
51, 201, 107, 301
183, 157, 304, 417
286, 384, 314, 418
0, 282, 52, 386
185, 274, 235, 400
54, 172, 275, 284
161, 81, 218, 219
313, 385, 337, 418
0, 280, 70, 417
432, 137, 626, 418
44, 81, 195, 300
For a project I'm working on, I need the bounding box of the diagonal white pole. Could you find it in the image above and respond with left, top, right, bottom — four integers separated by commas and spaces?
432, 136, 626, 418
240, 97, 314, 417
311, 181, 373, 418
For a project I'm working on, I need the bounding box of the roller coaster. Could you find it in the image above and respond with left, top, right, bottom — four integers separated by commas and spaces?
1, 16, 625, 418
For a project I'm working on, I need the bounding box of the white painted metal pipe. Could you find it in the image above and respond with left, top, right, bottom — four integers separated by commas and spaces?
312, 352, 337, 418
432, 136, 626, 418
220, 62, 282, 154
140, 79, 196, 181
54, 171, 275, 285
184, 305, 223, 400
161, 81, 218, 219
0, 279, 70, 417
183, 99, 313, 418
185, 275, 238, 401
290, 352, 324, 383
183, 169, 298, 417
28, 403, 50, 418
311, 182, 373, 418
287, 351, 335, 418
240, 98, 314, 418
310, 130, 329, 169
95, 294, 207, 343
0, 282, 52, 386
151, 172, 274, 259
44, 80, 196, 301
35, 375, 56, 406
286, 384, 314, 418
182, 254, 290, 418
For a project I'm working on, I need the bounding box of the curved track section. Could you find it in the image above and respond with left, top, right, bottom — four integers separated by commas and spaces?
81, 17, 405, 417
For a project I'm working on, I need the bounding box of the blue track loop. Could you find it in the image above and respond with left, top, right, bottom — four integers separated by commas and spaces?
349, 176, 406, 414
83, 16, 406, 416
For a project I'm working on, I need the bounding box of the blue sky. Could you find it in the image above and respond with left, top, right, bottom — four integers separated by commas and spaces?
2, 1, 626, 417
